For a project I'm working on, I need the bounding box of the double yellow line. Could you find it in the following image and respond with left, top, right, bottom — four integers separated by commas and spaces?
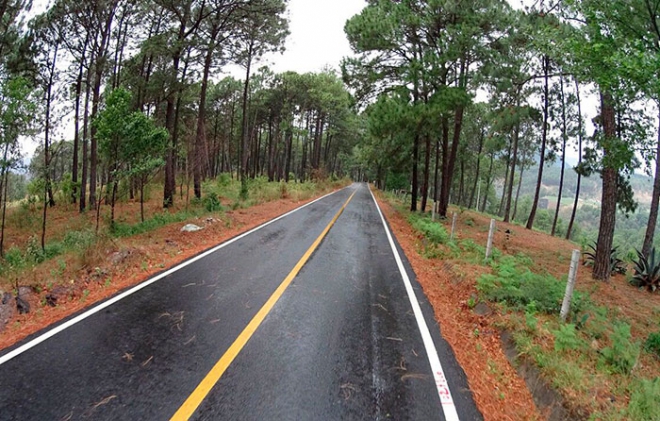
171, 190, 357, 420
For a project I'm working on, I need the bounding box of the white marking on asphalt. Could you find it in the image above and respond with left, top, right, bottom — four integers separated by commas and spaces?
0, 188, 347, 366
369, 188, 460, 421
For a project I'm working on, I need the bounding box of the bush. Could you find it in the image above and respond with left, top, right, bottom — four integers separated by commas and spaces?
553, 324, 584, 352
582, 242, 627, 276
63, 230, 96, 251
203, 192, 222, 212
630, 247, 660, 292
600, 323, 640, 374
408, 215, 449, 244
643, 332, 660, 358
477, 257, 586, 315
626, 378, 660, 420
217, 173, 232, 188
4, 247, 25, 270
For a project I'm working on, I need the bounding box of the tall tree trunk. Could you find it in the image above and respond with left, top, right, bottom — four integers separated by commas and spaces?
512, 147, 528, 222
552, 77, 568, 237
240, 41, 254, 183
499, 140, 512, 217
468, 129, 484, 209
411, 131, 420, 212
42, 44, 59, 252
80, 66, 92, 213
433, 137, 440, 201
421, 133, 431, 212
593, 91, 618, 281
71, 38, 88, 205
0, 145, 9, 257
642, 106, 660, 257
527, 55, 550, 230
504, 121, 520, 223
194, 36, 217, 199
89, 8, 115, 209
566, 79, 584, 240
482, 152, 495, 213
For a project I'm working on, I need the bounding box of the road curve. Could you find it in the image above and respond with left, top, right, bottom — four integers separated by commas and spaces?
0, 183, 481, 420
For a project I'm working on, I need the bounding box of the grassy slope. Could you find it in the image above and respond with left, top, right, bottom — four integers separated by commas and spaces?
0, 177, 349, 349
380, 191, 660, 421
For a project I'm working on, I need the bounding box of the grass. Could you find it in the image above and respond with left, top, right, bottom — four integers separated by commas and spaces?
0, 175, 347, 292
386, 193, 660, 420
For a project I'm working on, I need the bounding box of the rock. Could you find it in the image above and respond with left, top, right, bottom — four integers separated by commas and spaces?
18, 286, 33, 298
46, 285, 74, 307
473, 302, 493, 317
110, 250, 132, 265
1, 292, 12, 305
0, 294, 16, 332
181, 224, 203, 232
16, 296, 30, 314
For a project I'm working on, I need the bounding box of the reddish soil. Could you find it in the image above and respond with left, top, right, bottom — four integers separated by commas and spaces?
0, 194, 331, 351
374, 192, 542, 420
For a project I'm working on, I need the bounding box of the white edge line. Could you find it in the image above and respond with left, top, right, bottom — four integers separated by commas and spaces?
0, 188, 344, 366
369, 188, 460, 421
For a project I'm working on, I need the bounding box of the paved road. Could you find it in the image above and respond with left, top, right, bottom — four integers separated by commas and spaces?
0, 183, 481, 420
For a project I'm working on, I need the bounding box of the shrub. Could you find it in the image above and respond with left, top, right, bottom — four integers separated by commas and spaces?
477, 258, 587, 315
217, 173, 232, 187
643, 332, 660, 358
203, 192, 222, 212
582, 242, 627, 276
600, 323, 640, 374
626, 378, 660, 420
553, 324, 583, 352
408, 215, 448, 244
4, 247, 25, 270
63, 230, 96, 251
630, 248, 660, 292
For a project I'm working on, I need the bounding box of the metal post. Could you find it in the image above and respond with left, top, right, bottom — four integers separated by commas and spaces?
560, 249, 581, 322
485, 219, 496, 260
450, 212, 457, 241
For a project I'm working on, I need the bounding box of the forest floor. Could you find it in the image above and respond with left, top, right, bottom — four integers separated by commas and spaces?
2, 181, 659, 420
375, 189, 660, 420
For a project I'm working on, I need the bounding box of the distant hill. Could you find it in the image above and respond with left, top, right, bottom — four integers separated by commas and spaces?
516, 163, 655, 208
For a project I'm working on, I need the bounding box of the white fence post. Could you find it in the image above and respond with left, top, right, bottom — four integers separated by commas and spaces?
485, 219, 496, 260
560, 249, 581, 322
450, 212, 457, 241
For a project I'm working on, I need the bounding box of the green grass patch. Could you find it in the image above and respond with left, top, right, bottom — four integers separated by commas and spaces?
111, 210, 200, 238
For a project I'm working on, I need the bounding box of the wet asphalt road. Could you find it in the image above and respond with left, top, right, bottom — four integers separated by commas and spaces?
0, 183, 482, 420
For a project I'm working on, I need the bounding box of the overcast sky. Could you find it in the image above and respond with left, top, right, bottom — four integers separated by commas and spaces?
264, 0, 367, 74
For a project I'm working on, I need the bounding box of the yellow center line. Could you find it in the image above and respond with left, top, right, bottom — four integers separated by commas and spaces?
171, 189, 358, 421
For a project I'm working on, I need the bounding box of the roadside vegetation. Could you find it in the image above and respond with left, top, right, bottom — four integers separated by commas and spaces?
384, 192, 660, 420
0, 176, 347, 343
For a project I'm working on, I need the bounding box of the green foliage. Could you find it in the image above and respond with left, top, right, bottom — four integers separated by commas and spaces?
626, 378, 660, 420
477, 256, 586, 315
553, 324, 583, 352
3, 246, 25, 270
582, 243, 627, 276
643, 332, 660, 358
111, 211, 200, 238
62, 230, 96, 251
600, 323, 640, 375
408, 214, 449, 245
217, 173, 232, 188
203, 192, 222, 212
630, 248, 660, 292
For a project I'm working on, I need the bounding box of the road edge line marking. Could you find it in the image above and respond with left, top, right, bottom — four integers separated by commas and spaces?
170, 189, 357, 421
0, 187, 347, 366
369, 188, 460, 421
